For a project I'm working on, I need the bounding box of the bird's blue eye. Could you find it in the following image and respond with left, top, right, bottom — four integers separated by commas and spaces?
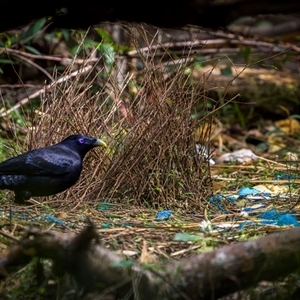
78, 138, 85, 144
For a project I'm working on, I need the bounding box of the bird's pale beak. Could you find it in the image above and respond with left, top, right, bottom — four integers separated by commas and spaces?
94, 139, 107, 147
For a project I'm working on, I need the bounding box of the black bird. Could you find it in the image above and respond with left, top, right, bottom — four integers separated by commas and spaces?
0, 134, 106, 204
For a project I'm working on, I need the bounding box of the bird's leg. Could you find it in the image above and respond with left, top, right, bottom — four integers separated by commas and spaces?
14, 191, 32, 204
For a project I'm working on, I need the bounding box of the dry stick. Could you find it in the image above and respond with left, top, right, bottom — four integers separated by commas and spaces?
104, 72, 134, 125
8, 53, 55, 82
2, 47, 99, 64
2, 226, 300, 299
0, 84, 40, 88
127, 38, 299, 57
0, 225, 161, 299
0, 230, 18, 242
167, 227, 300, 299
0, 65, 93, 118
257, 155, 299, 169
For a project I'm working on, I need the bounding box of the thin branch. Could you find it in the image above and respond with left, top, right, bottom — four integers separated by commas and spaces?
0, 65, 92, 118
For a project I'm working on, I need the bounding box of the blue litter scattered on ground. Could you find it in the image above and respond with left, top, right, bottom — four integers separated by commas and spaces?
238, 187, 261, 197
209, 195, 228, 213
97, 200, 113, 211
226, 196, 238, 202
259, 209, 299, 227
155, 210, 172, 221
277, 214, 299, 227
44, 214, 65, 225
97, 204, 111, 211
210, 194, 223, 201
242, 204, 266, 213
238, 221, 256, 230
274, 171, 300, 180
209, 194, 237, 213
101, 222, 113, 228
237, 187, 271, 199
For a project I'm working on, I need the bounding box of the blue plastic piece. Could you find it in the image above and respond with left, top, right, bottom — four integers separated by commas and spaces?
209, 195, 227, 213
278, 214, 299, 227
238, 221, 256, 230
242, 204, 266, 212
226, 196, 238, 202
155, 210, 172, 221
238, 187, 261, 197
274, 172, 299, 180
97, 204, 111, 211
44, 214, 65, 225
101, 222, 113, 228
259, 209, 299, 227
97, 200, 112, 211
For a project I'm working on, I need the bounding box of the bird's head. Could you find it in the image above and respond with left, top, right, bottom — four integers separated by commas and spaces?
61, 134, 107, 156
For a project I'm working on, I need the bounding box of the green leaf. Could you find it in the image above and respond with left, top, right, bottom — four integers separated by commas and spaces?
220, 66, 233, 77
99, 43, 115, 67
178, 182, 184, 188
27, 18, 47, 37
290, 115, 300, 119
96, 28, 114, 43
0, 59, 13, 64
25, 45, 41, 55
196, 56, 206, 63
174, 232, 201, 242
239, 46, 252, 64
61, 29, 70, 41
21, 18, 47, 43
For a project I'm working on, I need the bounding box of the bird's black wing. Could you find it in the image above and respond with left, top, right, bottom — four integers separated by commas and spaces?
0, 147, 80, 176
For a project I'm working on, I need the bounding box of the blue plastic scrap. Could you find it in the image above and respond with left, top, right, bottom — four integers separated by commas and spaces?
44, 214, 65, 225
238, 187, 261, 196
241, 203, 266, 213
209, 194, 228, 213
238, 221, 256, 230
238, 187, 270, 199
97, 200, 112, 211
226, 195, 238, 202
209, 194, 238, 213
277, 214, 299, 227
274, 171, 300, 180
155, 210, 172, 221
259, 209, 299, 227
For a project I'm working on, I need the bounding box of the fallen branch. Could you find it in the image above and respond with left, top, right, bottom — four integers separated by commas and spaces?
168, 227, 300, 299
0, 224, 161, 299
1, 224, 300, 299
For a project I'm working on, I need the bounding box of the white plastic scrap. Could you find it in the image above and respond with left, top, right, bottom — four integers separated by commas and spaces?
216, 148, 258, 164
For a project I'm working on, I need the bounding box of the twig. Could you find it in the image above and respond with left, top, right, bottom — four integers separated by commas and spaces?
0, 65, 92, 118
10, 52, 55, 81
0, 84, 39, 88
127, 36, 299, 60
0, 230, 18, 242
2, 47, 99, 64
